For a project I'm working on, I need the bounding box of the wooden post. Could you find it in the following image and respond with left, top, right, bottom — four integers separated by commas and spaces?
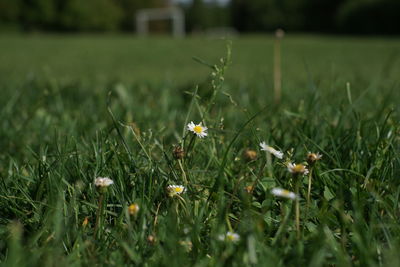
274, 29, 284, 104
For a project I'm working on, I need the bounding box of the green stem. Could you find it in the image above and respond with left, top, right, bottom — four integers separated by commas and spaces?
250, 159, 267, 194
94, 193, 105, 239
305, 167, 313, 222
271, 202, 291, 246
294, 176, 301, 240
178, 159, 188, 185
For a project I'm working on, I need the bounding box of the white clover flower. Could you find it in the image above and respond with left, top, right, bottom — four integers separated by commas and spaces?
218, 231, 240, 243
187, 121, 208, 138
94, 177, 114, 187
287, 162, 309, 175
259, 141, 283, 159
167, 185, 186, 197
271, 188, 297, 200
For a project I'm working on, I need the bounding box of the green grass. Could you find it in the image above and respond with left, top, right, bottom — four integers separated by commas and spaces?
0, 34, 399, 266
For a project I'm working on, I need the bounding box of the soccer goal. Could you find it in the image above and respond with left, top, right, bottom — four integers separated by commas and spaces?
136, 7, 185, 37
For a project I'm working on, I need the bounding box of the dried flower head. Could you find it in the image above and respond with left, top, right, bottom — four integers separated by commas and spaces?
259, 142, 284, 159
187, 121, 208, 138
243, 149, 257, 161
128, 203, 140, 216
287, 163, 309, 175
307, 152, 322, 165
167, 185, 186, 197
173, 146, 185, 160
94, 177, 114, 187
244, 185, 254, 194
82, 217, 89, 227
271, 188, 297, 200
147, 235, 156, 245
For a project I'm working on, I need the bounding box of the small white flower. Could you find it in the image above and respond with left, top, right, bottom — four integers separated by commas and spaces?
187, 121, 208, 138
94, 177, 114, 187
167, 185, 186, 197
287, 162, 309, 175
259, 141, 283, 159
218, 231, 240, 242
271, 188, 297, 200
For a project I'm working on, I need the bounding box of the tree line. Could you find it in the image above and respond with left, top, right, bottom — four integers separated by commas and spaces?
0, 0, 399, 34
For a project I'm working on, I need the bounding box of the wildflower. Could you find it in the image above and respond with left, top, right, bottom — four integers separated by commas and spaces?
287, 163, 309, 175
94, 177, 114, 187
218, 231, 240, 243
147, 235, 156, 245
244, 185, 254, 194
179, 240, 193, 252
82, 217, 89, 227
271, 188, 297, 200
259, 142, 283, 159
243, 149, 257, 161
307, 152, 322, 165
172, 145, 185, 160
128, 203, 140, 216
167, 185, 186, 197
187, 121, 208, 138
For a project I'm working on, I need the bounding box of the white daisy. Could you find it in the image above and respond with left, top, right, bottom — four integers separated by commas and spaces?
94, 177, 114, 187
187, 121, 208, 138
287, 162, 309, 175
259, 141, 283, 159
167, 185, 186, 197
218, 231, 240, 242
271, 188, 297, 200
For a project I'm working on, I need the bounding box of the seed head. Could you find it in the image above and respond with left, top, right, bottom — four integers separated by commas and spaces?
243, 149, 257, 161
307, 152, 322, 166
173, 146, 185, 160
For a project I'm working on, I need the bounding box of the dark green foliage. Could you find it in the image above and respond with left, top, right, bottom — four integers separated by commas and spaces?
337, 0, 400, 34
59, 0, 123, 31
1, 0, 400, 34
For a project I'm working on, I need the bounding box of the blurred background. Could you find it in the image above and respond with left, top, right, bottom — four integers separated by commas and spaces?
1, 0, 400, 34
1, 0, 399, 90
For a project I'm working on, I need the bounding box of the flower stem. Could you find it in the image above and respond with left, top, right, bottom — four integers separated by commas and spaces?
94, 193, 105, 239
294, 176, 301, 239
307, 168, 313, 206
305, 167, 313, 222
178, 159, 188, 184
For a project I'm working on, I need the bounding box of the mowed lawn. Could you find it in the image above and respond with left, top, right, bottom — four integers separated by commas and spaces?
1, 34, 400, 87
0, 34, 399, 266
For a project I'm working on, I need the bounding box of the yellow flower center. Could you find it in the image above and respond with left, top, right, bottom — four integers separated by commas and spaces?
82, 217, 89, 227
281, 190, 291, 197
293, 164, 306, 173
174, 187, 183, 193
193, 125, 203, 133
227, 234, 235, 241
128, 204, 139, 215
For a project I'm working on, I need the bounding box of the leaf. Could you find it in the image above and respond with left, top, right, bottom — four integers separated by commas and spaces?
324, 186, 335, 201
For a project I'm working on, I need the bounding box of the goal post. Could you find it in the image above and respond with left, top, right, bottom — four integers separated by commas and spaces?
136, 7, 185, 37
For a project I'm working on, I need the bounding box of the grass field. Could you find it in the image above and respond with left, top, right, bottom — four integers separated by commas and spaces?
0, 34, 399, 266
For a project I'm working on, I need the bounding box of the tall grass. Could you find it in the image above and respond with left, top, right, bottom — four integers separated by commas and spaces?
0, 36, 399, 266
